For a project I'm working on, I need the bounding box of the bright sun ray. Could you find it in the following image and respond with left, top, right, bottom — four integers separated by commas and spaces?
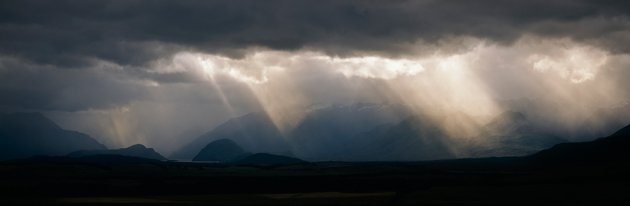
155, 37, 612, 142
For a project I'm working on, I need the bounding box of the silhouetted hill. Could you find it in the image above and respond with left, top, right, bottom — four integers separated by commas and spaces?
234, 153, 306, 166
1, 125, 629, 205
0, 113, 106, 160
193, 139, 249, 162
68, 144, 166, 161
529, 124, 630, 165
170, 113, 288, 160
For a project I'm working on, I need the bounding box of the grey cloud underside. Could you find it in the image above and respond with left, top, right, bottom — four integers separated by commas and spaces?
0, 66, 145, 111
3, 0, 630, 157
2, 0, 630, 113
1, 0, 630, 68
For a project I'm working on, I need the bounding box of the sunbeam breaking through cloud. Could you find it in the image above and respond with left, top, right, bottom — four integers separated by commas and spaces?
3, 1, 630, 203
1, 0, 629, 160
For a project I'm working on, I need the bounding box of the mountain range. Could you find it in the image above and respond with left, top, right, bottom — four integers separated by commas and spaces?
68, 144, 167, 161
170, 113, 290, 160
289, 103, 408, 160
529, 123, 630, 165
462, 111, 566, 157
193, 139, 249, 162
173, 103, 574, 161
0, 113, 106, 160
3, 101, 628, 163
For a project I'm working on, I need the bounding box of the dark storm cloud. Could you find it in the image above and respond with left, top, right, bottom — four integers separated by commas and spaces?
2, 0, 630, 112
0, 58, 148, 111
1, 0, 630, 67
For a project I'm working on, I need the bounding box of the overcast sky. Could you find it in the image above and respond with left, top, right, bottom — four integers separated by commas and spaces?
1, 0, 629, 154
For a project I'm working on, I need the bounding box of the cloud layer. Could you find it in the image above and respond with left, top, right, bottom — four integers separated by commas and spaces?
2, 0, 630, 67
1, 0, 630, 153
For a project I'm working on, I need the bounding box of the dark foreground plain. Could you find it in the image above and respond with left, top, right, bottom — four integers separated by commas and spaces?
0, 156, 628, 205
2, 125, 630, 205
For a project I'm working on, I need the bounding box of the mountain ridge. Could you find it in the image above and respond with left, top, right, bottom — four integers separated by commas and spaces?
170, 112, 288, 160
529, 124, 630, 165
193, 139, 249, 162
1, 112, 106, 160
68, 144, 166, 161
